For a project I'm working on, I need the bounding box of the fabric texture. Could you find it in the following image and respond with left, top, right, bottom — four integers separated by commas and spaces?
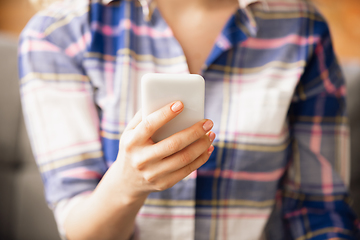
18, 0, 360, 239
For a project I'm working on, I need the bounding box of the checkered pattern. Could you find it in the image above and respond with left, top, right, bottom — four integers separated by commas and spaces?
18, 0, 359, 239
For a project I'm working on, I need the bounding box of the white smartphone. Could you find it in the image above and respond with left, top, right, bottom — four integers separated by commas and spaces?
141, 73, 205, 142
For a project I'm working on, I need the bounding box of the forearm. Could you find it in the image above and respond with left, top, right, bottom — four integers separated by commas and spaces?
64, 167, 148, 240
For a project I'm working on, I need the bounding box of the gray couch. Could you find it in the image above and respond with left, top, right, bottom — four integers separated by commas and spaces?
343, 63, 360, 216
0, 33, 60, 240
0, 33, 359, 239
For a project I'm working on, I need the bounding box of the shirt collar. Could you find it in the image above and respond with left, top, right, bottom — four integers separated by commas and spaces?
238, 0, 267, 10
101, 0, 267, 10
100, 0, 265, 36
102, 0, 115, 4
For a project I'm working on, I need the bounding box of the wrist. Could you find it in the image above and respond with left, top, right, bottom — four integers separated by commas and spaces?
92, 165, 149, 210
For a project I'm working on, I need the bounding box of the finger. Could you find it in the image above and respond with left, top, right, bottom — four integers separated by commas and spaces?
124, 110, 142, 131
150, 131, 215, 175
134, 101, 184, 142
155, 146, 214, 191
149, 119, 214, 159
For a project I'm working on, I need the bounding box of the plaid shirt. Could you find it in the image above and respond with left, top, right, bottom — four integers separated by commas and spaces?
19, 0, 360, 239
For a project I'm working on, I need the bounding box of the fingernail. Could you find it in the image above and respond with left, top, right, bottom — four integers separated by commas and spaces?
171, 101, 183, 113
209, 132, 216, 142
203, 120, 213, 132
208, 145, 214, 154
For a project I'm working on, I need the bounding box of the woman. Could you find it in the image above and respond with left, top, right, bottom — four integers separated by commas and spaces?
19, 0, 359, 239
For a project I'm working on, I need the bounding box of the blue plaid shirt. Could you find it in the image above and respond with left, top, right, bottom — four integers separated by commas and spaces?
19, 0, 359, 239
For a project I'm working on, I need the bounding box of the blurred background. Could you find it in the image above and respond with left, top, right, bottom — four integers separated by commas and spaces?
0, 0, 359, 239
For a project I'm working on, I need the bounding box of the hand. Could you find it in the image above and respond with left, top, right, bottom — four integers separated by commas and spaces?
63, 101, 215, 240
108, 101, 215, 201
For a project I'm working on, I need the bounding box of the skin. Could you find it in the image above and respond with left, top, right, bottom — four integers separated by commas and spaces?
64, 0, 239, 239
156, 0, 239, 73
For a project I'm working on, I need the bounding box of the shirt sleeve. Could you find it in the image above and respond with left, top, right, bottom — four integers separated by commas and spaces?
281, 19, 360, 239
18, 4, 107, 211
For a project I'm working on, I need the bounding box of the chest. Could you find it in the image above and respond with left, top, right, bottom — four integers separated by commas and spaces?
155, 2, 239, 74
86, 2, 310, 146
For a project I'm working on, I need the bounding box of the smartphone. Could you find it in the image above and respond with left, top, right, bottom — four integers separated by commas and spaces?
141, 73, 205, 142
